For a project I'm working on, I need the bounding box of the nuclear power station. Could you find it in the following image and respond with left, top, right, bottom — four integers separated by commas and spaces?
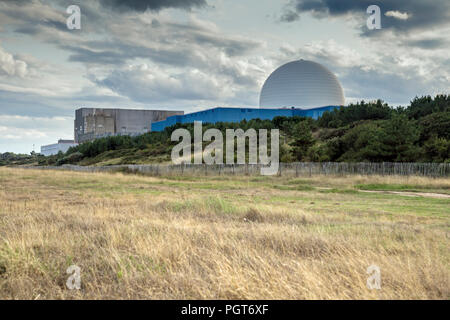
259, 60, 345, 108
74, 108, 184, 143
41, 108, 183, 155
41, 60, 345, 154
151, 60, 345, 131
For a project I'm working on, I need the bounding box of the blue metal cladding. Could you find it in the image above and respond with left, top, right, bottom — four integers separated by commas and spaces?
151, 106, 338, 132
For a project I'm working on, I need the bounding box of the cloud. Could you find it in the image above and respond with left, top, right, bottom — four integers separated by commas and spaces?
279, 10, 300, 22
99, 0, 207, 12
0, 0, 69, 33
0, 0, 448, 154
0, 45, 28, 77
0, 0, 265, 113
339, 67, 434, 105
281, 0, 450, 37
385, 11, 409, 20
1, 0, 261, 67
403, 38, 448, 50
94, 63, 247, 103
0, 0, 264, 102
275, 39, 449, 105
0, 114, 75, 153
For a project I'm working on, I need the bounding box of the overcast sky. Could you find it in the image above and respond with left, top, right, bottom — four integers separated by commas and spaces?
0, 0, 449, 153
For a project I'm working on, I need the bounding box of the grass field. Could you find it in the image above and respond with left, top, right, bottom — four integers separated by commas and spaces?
0, 167, 448, 299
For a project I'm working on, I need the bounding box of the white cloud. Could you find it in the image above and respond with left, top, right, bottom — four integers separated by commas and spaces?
0, 45, 28, 77
385, 11, 410, 20
95, 63, 236, 103
0, 115, 74, 153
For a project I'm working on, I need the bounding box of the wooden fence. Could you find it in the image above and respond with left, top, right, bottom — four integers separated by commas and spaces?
21, 162, 450, 177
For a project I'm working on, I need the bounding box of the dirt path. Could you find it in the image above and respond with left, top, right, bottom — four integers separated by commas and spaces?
315, 186, 450, 199
358, 190, 450, 199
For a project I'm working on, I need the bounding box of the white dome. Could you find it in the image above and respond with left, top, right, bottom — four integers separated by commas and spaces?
259, 60, 345, 109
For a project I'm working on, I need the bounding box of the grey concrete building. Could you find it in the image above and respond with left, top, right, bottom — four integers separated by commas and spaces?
41, 139, 78, 156
74, 108, 184, 143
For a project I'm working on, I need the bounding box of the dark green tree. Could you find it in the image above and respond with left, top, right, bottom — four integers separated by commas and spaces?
291, 121, 315, 161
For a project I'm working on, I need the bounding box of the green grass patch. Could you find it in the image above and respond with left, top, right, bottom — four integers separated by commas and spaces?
272, 184, 314, 191
356, 183, 449, 193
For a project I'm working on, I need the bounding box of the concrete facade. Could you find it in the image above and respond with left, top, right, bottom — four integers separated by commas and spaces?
151, 106, 338, 132
40, 139, 78, 156
75, 108, 184, 143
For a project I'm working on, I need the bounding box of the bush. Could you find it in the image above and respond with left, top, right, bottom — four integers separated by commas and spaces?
56, 151, 84, 166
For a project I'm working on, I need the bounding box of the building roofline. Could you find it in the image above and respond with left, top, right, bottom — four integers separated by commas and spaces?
75, 107, 184, 113
181, 105, 340, 116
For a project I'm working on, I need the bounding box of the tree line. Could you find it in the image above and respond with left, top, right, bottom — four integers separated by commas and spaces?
2, 94, 448, 166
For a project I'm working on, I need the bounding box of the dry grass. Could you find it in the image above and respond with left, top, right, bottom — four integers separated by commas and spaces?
0, 167, 448, 299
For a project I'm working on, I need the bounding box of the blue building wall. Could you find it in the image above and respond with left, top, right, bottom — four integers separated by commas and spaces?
151, 106, 338, 132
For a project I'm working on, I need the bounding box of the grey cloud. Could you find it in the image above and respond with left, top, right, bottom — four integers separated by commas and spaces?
0, 0, 33, 3
0, 0, 97, 38
280, 10, 300, 22
340, 67, 430, 104
151, 19, 161, 28
0, 90, 73, 118
282, 0, 450, 37
0, 87, 132, 119
55, 23, 262, 92
63, 45, 127, 65
341, 64, 446, 105
13, 26, 40, 35
12, 0, 208, 12
14, 19, 68, 35
403, 38, 448, 50
0, 1, 131, 36
191, 33, 259, 56
94, 64, 234, 103
275, 40, 449, 106
1, 0, 259, 66
61, 40, 201, 67
57, 34, 261, 92
99, 0, 207, 12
